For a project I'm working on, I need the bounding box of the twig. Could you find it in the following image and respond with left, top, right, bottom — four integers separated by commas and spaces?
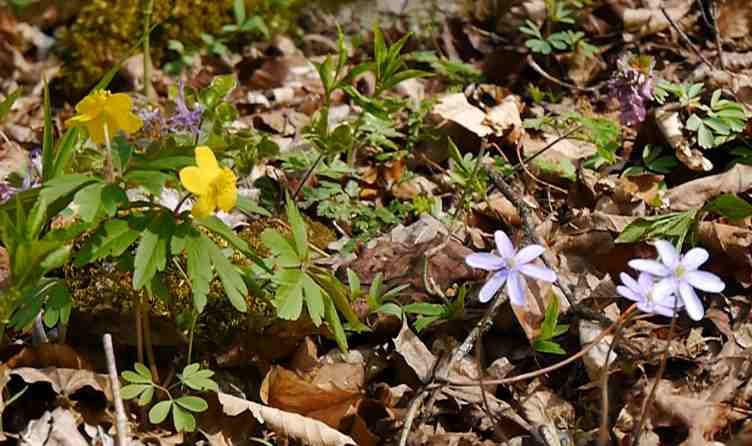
660, 6, 714, 71
511, 125, 583, 171
526, 55, 605, 93
103, 334, 128, 446
398, 391, 427, 446
709, 0, 727, 70
515, 142, 568, 194
292, 153, 324, 200
143, 289, 160, 383
598, 311, 632, 446
631, 310, 678, 445
440, 305, 637, 387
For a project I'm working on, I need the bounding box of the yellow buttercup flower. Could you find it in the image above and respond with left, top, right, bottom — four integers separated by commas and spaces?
179, 146, 237, 219
65, 90, 142, 144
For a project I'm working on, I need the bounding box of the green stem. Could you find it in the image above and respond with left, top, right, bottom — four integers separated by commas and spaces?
292, 153, 324, 201
143, 0, 155, 100
103, 122, 115, 183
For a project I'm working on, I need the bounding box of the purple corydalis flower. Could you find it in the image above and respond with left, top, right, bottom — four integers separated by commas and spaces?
608, 54, 655, 126
166, 80, 203, 135
628, 240, 725, 321
465, 230, 557, 305
617, 272, 682, 317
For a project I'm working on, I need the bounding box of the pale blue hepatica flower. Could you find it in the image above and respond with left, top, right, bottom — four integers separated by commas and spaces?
628, 240, 725, 321
465, 230, 557, 305
617, 272, 682, 317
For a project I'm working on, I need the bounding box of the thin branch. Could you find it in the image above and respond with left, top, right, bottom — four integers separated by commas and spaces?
292, 153, 324, 200
598, 312, 631, 446
660, 6, 714, 71
526, 55, 605, 93
103, 334, 128, 446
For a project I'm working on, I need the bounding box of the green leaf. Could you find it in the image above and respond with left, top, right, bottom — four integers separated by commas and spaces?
198, 216, 270, 273
368, 273, 384, 310
206, 235, 248, 312
0, 88, 21, 124
50, 128, 81, 180
261, 229, 299, 267
616, 210, 698, 245
120, 384, 149, 400
209, 74, 237, 99
403, 302, 446, 316
138, 386, 155, 406
540, 296, 560, 339
236, 195, 271, 217
533, 339, 567, 355
186, 233, 212, 313
42, 80, 54, 181
375, 302, 403, 319
233, 0, 245, 24
273, 269, 305, 320
123, 170, 172, 196
149, 400, 172, 424
74, 182, 106, 223
705, 194, 752, 220
101, 184, 127, 217
75, 218, 142, 266
122, 371, 151, 384
697, 123, 715, 149
286, 195, 308, 260
172, 405, 196, 432
346, 268, 361, 297
40, 174, 97, 205
414, 315, 440, 333
175, 396, 208, 413
133, 213, 173, 290
323, 291, 348, 351
134, 362, 152, 380
302, 274, 325, 326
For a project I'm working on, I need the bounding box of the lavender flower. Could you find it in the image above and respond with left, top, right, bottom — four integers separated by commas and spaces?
138, 107, 165, 137
608, 54, 655, 126
166, 80, 203, 135
628, 240, 725, 321
465, 230, 557, 305
617, 272, 682, 317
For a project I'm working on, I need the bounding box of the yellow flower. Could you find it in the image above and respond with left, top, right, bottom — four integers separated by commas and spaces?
179, 146, 237, 219
65, 90, 143, 144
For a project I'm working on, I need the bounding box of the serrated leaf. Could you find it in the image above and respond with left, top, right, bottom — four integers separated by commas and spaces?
133, 213, 173, 290
302, 274, 325, 326
697, 123, 715, 149
206, 235, 248, 312
286, 195, 308, 260
273, 269, 305, 320
187, 233, 212, 312
75, 218, 141, 266
149, 400, 172, 424
261, 229, 299, 267
175, 396, 208, 413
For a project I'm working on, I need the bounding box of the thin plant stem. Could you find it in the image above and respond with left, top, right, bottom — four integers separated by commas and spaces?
440, 304, 638, 387
135, 294, 144, 366
292, 153, 324, 200
103, 122, 115, 182
598, 310, 635, 446
631, 309, 678, 445
186, 311, 198, 366
143, 0, 155, 100
143, 288, 160, 384
103, 334, 129, 446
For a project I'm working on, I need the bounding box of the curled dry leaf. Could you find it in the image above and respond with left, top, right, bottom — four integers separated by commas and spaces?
217, 392, 357, 446
433, 91, 524, 144
696, 221, 752, 286
19, 408, 88, 446
666, 164, 752, 211
393, 320, 437, 383
654, 108, 713, 172
9, 367, 112, 400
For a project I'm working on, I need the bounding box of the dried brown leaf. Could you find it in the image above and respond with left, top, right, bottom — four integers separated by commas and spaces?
667, 165, 752, 210
218, 392, 357, 446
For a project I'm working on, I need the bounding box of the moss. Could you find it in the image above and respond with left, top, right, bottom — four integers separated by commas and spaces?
58, 0, 234, 96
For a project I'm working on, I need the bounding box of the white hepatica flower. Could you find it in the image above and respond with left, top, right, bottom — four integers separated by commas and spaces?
617, 272, 682, 317
465, 230, 557, 305
628, 240, 725, 321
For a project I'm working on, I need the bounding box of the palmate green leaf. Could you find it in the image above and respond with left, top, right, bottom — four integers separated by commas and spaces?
616, 210, 698, 245
697, 123, 715, 149
198, 216, 270, 273
180, 364, 218, 392
73, 182, 106, 223
120, 384, 150, 400
273, 269, 305, 320
138, 386, 155, 407
206, 235, 248, 312
133, 213, 174, 290
705, 194, 752, 220
149, 400, 172, 424
123, 170, 172, 197
122, 371, 150, 384
40, 174, 97, 205
172, 405, 196, 432
75, 218, 143, 266
261, 229, 299, 267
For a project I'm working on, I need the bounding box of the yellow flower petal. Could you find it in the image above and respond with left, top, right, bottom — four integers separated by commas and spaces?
75, 91, 107, 117
179, 166, 209, 195
216, 168, 237, 212
192, 194, 215, 219
195, 146, 219, 174
105, 93, 143, 135
86, 115, 108, 145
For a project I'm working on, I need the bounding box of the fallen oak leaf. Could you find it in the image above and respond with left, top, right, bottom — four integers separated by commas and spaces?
666, 164, 752, 211
217, 392, 356, 446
